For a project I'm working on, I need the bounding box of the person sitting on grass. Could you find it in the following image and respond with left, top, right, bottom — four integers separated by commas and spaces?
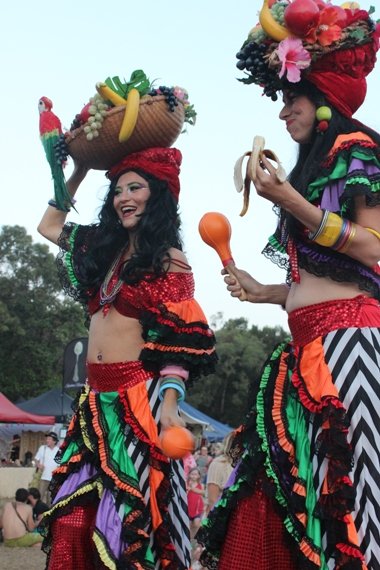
0, 488, 42, 547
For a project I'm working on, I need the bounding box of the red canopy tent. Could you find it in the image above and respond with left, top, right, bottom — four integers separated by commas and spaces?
0, 392, 55, 424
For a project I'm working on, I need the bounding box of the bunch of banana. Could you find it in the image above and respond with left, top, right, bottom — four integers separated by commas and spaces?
95, 83, 141, 143
234, 135, 287, 217
259, 0, 289, 42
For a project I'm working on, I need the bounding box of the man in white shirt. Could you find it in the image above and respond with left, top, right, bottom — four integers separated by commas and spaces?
34, 431, 59, 506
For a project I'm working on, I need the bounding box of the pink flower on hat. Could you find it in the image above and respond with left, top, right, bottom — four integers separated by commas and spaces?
278, 38, 311, 83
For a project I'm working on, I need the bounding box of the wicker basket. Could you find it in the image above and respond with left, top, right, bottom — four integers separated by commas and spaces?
66, 95, 185, 170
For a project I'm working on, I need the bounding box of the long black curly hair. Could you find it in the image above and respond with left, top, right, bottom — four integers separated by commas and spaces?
281, 80, 380, 237
76, 169, 184, 289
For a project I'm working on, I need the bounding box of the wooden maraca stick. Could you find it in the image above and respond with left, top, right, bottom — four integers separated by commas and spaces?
224, 263, 247, 302
198, 212, 247, 301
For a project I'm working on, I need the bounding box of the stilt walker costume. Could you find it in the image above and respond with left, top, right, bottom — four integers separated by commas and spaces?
197, 3, 380, 569
37, 74, 216, 570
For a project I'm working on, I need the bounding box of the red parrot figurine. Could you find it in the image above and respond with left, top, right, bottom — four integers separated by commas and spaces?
38, 96, 72, 212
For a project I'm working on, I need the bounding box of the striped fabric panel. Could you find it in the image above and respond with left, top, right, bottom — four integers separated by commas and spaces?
124, 378, 191, 569
308, 327, 380, 569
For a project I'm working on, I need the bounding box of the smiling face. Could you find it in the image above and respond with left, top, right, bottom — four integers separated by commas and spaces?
113, 171, 151, 232
188, 468, 201, 482
279, 91, 316, 144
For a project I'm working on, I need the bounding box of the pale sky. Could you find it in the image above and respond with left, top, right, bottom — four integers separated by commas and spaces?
2, 1, 379, 331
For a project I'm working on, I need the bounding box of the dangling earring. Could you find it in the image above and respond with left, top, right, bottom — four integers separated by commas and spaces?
316, 106, 332, 134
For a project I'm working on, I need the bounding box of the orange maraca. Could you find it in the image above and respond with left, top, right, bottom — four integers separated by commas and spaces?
198, 212, 247, 301
198, 212, 234, 267
160, 426, 195, 460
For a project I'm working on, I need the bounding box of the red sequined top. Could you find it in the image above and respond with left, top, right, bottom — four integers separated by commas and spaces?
57, 223, 217, 381
88, 272, 195, 319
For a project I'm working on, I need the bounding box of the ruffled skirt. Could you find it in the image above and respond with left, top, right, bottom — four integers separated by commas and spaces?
198, 296, 380, 570
40, 360, 191, 570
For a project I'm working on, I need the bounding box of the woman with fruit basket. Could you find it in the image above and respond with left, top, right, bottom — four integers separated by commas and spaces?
197, 2, 380, 569
37, 73, 216, 570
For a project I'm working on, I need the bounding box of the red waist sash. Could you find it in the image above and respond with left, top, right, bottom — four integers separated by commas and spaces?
288, 295, 380, 346
87, 360, 151, 392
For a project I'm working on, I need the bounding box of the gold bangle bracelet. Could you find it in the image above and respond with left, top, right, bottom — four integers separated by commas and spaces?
365, 227, 380, 241
339, 224, 357, 253
313, 212, 343, 247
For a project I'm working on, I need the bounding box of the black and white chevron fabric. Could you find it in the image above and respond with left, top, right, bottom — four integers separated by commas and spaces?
124, 378, 192, 570
309, 327, 380, 570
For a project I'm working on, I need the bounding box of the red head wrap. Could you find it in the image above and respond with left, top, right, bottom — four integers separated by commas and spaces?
107, 147, 182, 201
307, 41, 378, 117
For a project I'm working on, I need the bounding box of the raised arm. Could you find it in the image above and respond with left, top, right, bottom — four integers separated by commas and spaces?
37, 162, 89, 245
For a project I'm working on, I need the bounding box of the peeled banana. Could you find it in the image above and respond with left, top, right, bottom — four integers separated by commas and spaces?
118, 88, 140, 143
234, 135, 287, 217
259, 0, 289, 42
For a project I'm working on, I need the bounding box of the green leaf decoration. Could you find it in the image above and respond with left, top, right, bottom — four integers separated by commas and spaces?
350, 29, 366, 41
238, 75, 257, 85
104, 70, 152, 98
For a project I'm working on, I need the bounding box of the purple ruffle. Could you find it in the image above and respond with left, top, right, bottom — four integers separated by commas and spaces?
53, 463, 127, 559
296, 241, 380, 285
320, 158, 380, 211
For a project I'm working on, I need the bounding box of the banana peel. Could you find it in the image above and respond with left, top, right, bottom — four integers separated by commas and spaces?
234, 135, 287, 217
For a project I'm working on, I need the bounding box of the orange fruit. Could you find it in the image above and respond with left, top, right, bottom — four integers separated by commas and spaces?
160, 426, 195, 460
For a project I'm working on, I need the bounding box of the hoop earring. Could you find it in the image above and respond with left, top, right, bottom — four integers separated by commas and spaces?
316, 105, 332, 134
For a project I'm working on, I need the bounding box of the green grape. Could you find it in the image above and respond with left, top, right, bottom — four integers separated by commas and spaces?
271, 2, 286, 25
249, 26, 267, 43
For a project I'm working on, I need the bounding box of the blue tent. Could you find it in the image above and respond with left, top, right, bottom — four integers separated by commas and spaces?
179, 402, 232, 442
17, 388, 74, 422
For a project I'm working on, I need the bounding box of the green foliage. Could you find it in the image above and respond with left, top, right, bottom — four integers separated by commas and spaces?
187, 316, 289, 427
0, 225, 87, 402
105, 70, 152, 98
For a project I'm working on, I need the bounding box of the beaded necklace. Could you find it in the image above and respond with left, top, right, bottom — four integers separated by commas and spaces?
99, 249, 126, 308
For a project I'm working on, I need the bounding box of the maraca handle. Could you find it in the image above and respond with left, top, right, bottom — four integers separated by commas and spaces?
224, 263, 247, 302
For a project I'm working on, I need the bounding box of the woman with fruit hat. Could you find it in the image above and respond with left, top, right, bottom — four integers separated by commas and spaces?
197, 2, 380, 569
36, 75, 217, 570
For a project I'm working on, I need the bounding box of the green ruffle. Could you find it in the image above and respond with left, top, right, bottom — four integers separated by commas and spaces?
306, 146, 380, 208
267, 232, 286, 254
255, 344, 326, 567
63, 223, 80, 287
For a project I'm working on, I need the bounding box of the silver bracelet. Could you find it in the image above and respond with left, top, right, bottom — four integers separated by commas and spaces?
308, 209, 329, 241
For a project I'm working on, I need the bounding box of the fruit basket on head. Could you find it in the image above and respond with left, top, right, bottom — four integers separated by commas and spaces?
39, 70, 196, 211
65, 70, 196, 170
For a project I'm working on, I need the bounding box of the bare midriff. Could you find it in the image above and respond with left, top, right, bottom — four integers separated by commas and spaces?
285, 268, 371, 313
87, 305, 143, 363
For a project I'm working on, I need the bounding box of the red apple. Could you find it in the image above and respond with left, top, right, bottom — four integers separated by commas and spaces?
268, 0, 277, 7
284, 0, 320, 37
79, 102, 91, 123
